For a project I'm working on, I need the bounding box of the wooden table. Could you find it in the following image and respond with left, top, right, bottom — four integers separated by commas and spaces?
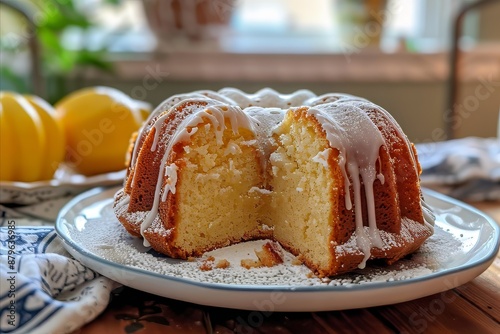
71, 202, 500, 334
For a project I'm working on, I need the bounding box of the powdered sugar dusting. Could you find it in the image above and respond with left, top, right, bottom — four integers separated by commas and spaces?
69, 202, 467, 287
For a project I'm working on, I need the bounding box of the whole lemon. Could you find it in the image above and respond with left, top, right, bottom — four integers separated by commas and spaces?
55, 87, 148, 176
0, 92, 65, 182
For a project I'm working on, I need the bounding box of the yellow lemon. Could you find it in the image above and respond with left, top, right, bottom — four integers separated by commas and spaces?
0, 92, 65, 182
55, 86, 148, 176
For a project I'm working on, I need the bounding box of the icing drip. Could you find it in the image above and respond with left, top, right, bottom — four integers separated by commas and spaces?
187, 127, 198, 135
130, 90, 359, 171
355, 101, 420, 180
307, 103, 386, 268
140, 165, 163, 247
162, 163, 178, 201
151, 113, 170, 152
377, 157, 385, 184
351, 100, 435, 232
201, 107, 226, 145
338, 154, 352, 210
245, 107, 285, 178
116, 193, 130, 207
421, 199, 436, 233
138, 102, 256, 245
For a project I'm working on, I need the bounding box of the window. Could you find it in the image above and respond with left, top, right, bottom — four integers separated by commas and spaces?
0, 0, 482, 55
60, 0, 474, 54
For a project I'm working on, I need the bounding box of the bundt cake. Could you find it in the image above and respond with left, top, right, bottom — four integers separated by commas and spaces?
114, 88, 435, 277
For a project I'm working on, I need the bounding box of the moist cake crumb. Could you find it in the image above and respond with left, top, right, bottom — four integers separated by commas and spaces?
215, 259, 230, 269
199, 256, 215, 271
256, 241, 284, 267
241, 241, 284, 269
241, 259, 261, 269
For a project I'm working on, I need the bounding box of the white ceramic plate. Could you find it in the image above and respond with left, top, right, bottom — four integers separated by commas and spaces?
55, 187, 499, 312
0, 165, 126, 205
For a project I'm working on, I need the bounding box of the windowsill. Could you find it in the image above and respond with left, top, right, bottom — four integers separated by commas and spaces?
104, 42, 500, 84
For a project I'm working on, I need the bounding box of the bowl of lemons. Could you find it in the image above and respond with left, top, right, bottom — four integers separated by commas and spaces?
0, 87, 150, 205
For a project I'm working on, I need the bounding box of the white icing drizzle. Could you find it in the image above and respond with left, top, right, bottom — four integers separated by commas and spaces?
305, 92, 366, 107
376, 157, 385, 184
219, 87, 316, 109
307, 103, 385, 268
115, 192, 130, 207
162, 163, 178, 201
130, 90, 364, 171
244, 107, 286, 178
351, 100, 436, 232
421, 199, 436, 233
354, 100, 420, 180
187, 127, 198, 135
131, 93, 209, 168
151, 113, 170, 152
201, 107, 225, 145
130, 89, 314, 174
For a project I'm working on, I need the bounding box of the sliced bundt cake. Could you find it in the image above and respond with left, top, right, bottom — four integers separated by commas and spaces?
114, 88, 434, 276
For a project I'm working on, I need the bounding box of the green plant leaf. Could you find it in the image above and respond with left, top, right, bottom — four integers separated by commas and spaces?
38, 29, 63, 52
37, 0, 92, 31
59, 49, 79, 72
2, 0, 116, 101
75, 51, 113, 72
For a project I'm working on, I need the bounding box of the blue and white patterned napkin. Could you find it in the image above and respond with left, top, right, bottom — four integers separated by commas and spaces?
416, 137, 500, 201
0, 226, 119, 334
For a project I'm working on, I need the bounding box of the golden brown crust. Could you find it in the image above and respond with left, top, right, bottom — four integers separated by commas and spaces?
127, 100, 215, 213
359, 103, 425, 225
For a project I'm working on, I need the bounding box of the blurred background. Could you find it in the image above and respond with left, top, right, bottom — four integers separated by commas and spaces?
1, 0, 499, 142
